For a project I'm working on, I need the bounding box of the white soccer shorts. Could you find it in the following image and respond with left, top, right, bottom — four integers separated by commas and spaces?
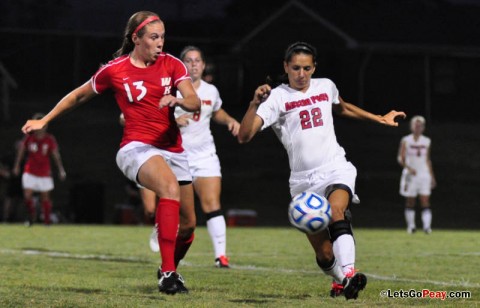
289, 160, 357, 198
22, 173, 54, 192
188, 153, 222, 179
116, 141, 192, 184
399, 170, 431, 197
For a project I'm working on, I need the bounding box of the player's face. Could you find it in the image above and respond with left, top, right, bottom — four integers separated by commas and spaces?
284, 53, 316, 92
134, 22, 165, 63
183, 50, 205, 82
411, 120, 425, 135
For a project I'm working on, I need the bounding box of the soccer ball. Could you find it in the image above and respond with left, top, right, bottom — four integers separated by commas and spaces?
288, 191, 331, 234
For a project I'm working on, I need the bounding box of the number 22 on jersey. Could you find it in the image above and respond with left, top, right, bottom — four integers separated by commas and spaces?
299, 107, 323, 130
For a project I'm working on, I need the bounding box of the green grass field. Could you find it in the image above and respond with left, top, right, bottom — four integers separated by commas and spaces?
0, 225, 478, 307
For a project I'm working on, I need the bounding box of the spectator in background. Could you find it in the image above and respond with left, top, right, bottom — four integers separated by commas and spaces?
397, 115, 436, 234
13, 113, 66, 226
176, 46, 240, 268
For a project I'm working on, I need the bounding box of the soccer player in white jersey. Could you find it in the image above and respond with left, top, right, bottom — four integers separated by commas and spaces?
238, 42, 406, 300
397, 115, 436, 234
175, 46, 240, 268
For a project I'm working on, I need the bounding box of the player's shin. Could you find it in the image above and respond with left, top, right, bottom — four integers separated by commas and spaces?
329, 220, 355, 275
156, 198, 180, 273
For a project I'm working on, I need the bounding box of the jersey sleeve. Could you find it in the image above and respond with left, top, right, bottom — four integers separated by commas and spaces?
212, 86, 223, 112
167, 55, 191, 87
256, 91, 281, 130
330, 79, 340, 105
48, 135, 58, 152
91, 63, 112, 94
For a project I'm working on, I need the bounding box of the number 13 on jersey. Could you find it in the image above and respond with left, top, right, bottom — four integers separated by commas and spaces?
299, 107, 323, 130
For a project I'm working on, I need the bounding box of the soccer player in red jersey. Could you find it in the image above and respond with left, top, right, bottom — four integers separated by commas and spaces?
13, 113, 66, 226
21, 11, 200, 295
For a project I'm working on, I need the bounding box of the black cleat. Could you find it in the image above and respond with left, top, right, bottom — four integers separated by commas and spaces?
342, 272, 367, 300
157, 270, 188, 294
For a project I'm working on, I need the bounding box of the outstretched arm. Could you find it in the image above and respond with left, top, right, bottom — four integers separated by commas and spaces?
22, 81, 97, 134
333, 96, 406, 126
238, 84, 271, 143
212, 108, 240, 137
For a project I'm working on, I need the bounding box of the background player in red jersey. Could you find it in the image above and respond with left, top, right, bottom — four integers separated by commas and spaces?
21, 11, 200, 295
13, 113, 66, 226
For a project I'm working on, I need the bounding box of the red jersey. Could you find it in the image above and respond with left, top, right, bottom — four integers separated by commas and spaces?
91, 53, 190, 152
22, 133, 58, 177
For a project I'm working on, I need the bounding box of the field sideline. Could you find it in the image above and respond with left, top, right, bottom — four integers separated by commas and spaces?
0, 225, 478, 307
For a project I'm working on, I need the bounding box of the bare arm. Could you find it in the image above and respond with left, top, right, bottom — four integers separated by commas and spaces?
238, 84, 271, 144
51, 148, 66, 181
22, 81, 97, 134
427, 144, 436, 188
12, 142, 26, 176
160, 79, 200, 112
333, 96, 406, 126
212, 108, 240, 137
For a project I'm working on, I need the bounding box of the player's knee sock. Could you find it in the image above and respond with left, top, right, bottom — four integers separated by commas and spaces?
332, 234, 356, 275
174, 232, 195, 267
329, 220, 355, 275
25, 199, 35, 220
156, 198, 180, 273
42, 200, 52, 225
317, 257, 345, 283
206, 210, 227, 258
421, 208, 432, 230
404, 208, 416, 229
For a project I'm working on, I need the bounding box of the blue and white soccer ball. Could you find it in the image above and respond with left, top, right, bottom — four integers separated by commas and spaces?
288, 191, 332, 234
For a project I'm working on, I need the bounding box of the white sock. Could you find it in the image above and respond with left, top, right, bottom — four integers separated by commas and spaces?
405, 208, 416, 229
206, 215, 227, 258
421, 208, 432, 230
332, 234, 355, 275
319, 257, 345, 283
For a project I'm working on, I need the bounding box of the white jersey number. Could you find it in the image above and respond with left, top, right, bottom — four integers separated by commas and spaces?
123, 81, 147, 103
299, 107, 324, 130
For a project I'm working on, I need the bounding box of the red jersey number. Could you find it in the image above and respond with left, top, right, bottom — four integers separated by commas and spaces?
192, 110, 201, 122
299, 107, 324, 130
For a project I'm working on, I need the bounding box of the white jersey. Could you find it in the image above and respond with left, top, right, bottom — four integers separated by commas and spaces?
175, 80, 222, 158
401, 134, 431, 175
257, 78, 348, 173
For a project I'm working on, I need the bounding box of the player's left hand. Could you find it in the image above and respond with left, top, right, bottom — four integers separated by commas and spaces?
379, 110, 406, 126
59, 169, 67, 181
228, 119, 241, 137
159, 95, 180, 108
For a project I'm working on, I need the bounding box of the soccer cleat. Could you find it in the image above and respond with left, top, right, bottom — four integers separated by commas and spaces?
215, 255, 230, 268
157, 269, 188, 294
407, 227, 416, 234
330, 280, 344, 298
342, 271, 367, 300
149, 227, 159, 252
424, 228, 432, 234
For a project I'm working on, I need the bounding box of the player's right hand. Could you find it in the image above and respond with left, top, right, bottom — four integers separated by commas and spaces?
176, 113, 193, 127
22, 120, 46, 134
252, 84, 271, 105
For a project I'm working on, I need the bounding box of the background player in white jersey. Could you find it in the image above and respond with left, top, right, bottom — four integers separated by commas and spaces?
397, 115, 436, 234
175, 46, 240, 268
238, 42, 406, 300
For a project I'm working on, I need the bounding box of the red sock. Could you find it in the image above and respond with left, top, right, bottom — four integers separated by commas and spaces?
175, 232, 195, 267
156, 198, 180, 273
25, 199, 35, 220
42, 200, 52, 225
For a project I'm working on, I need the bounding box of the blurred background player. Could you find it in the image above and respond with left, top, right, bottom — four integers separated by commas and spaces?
238, 42, 406, 300
20, 11, 200, 295
175, 46, 240, 268
13, 113, 66, 226
397, 115, 436, 234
